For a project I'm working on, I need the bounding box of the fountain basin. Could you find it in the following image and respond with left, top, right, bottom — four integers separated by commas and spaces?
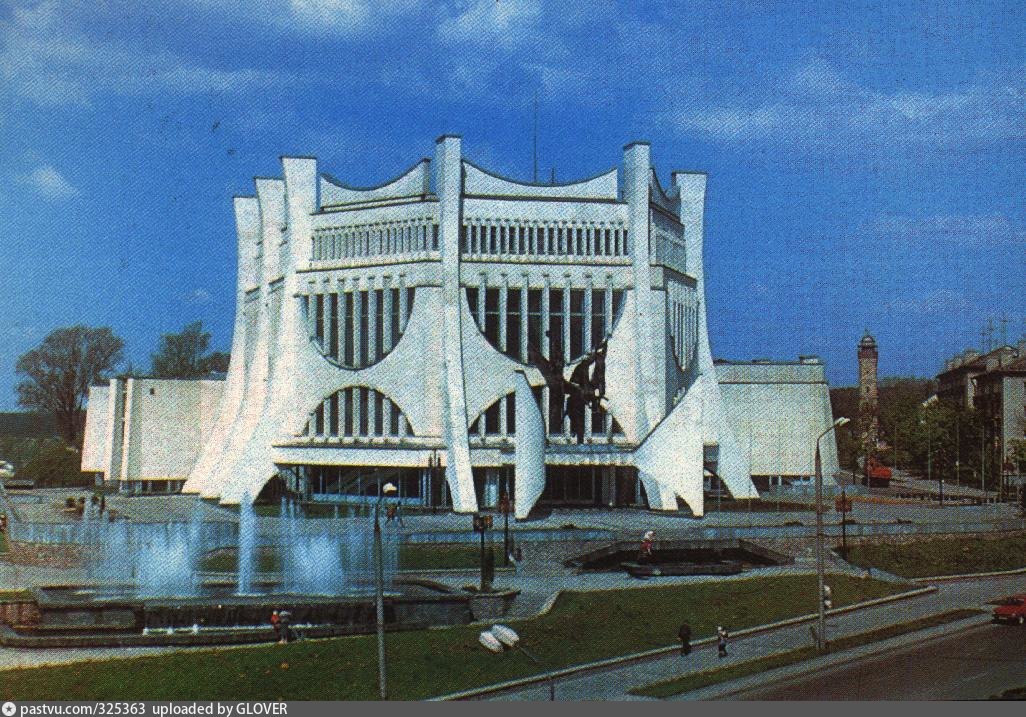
3, 582, 518, 648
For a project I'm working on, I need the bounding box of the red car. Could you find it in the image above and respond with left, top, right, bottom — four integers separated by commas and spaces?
992, 594, 1026, 625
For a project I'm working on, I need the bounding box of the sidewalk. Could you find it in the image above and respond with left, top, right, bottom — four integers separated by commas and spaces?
473, 573, 1026, 700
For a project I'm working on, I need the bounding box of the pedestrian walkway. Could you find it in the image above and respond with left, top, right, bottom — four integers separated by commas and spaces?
478, 573, 1026, 700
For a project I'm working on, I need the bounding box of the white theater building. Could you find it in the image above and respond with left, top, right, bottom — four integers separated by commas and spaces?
82, 137, 839, 517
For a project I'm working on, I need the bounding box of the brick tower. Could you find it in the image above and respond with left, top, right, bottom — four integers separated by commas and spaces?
857, 330, 879, 482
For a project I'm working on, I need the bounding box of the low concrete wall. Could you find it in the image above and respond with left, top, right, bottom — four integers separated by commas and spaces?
0, 600, 40, 627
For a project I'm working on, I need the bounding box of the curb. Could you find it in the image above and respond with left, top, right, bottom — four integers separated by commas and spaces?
681, 611, 993, 701
428, 585, 937, 701
912, 566, 1026, 583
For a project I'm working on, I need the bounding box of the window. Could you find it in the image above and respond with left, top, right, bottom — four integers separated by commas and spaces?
528, 289, 544, 353
591, 290, 606, 347
484, 288, 501, 346
548, 288, 564, 361
484, 400, 501, 435
506, 290, 522, 359
569, 289, 585, 358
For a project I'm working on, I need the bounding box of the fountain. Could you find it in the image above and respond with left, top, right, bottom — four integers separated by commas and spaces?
1, 494, 512, 648
236, 493, 256, 595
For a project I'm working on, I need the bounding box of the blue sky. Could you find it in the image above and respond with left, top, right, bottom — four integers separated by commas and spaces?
1, 0, 1024, 410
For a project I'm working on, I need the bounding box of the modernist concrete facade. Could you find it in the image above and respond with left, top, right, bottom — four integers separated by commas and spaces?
82, 138, 841, 515
81, 378, 224, 494
715, 357, 839, 492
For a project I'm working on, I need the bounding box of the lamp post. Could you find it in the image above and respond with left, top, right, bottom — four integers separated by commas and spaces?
815, 416, 849, 653
374, 480, 398, 701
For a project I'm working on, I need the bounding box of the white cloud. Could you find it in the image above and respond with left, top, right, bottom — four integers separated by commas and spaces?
668, 59, 1026, 147
185, 288, 213, 305
183, 0, 424, 37
436, 0, 541, 48
17, 165, 80, 200
0, 1, 294, 108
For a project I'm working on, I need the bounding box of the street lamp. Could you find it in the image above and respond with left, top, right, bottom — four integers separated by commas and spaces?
374, 480, 398, 700
920, 416, 942, 507
815, 416, 849, 653
479, 625, 555, 700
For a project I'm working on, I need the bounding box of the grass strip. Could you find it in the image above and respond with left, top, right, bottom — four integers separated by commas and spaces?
630, 608, 983, 698
844, 535, 1026, 578
0, 574, 904, 701
0, 589, 32, 602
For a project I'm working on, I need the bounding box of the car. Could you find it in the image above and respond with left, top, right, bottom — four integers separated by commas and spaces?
992, 594, 1026, 625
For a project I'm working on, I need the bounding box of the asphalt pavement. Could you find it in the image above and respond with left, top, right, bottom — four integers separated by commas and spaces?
732, 623, 1026, 700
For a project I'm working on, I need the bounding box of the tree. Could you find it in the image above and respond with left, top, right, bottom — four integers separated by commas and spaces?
150, 321, 229, 378
16, 438, 89, 488
15, 326, 124, 446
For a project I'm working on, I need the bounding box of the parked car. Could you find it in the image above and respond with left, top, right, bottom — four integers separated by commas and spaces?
992, 594, 1026, 625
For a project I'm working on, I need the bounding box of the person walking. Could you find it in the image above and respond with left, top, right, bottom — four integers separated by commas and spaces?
716, 626, 729, 658
639, 530, 655, 563
677, 621, 692, 656
279, 609, 293, 643
270, 610, 281, 643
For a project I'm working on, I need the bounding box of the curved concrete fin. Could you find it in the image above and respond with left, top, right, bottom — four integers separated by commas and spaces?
673, 171, 757, 500
634, 382, 705, 515
184, 196, 259, 496
513, 370, 545, 519
436, 136, 477, 513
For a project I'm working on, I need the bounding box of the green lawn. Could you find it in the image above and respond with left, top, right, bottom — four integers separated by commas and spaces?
399, 544, 486, 570
844, 535, 1026, 578
0, 573, 906, 701
631, 608, 983, 698
0, 589, 31, 602
0, 532, 7, 553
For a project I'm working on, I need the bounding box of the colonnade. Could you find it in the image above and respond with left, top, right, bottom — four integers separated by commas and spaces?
303, 281, 414, 368
303, 386, 411, 440
461, 220, 629, 258
312, 219, 439, 261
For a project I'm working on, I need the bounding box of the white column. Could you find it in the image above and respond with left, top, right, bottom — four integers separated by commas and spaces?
542, 275, 551, 359
435, 134, 476, 512
562, 274, 571, 438
398, 273, 409, 331
367, 388, 377, 438
562, 275, 571, 364
604, 277, 614, 336
520, 279, 529, 363
383, 395, 393, 438
367, 277, 378, 363
477, 273, 487, 328
541, 274, 551, 434
353, 386, 362, 437
337, 278, 348, 364
352, 286, 363, 366
499, 276, 508, 353
382, 276, 394, 353
584, 275, 593, 353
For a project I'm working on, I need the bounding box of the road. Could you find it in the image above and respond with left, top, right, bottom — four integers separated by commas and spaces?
732, 623, 1026, 701
484, 573, 1026, 700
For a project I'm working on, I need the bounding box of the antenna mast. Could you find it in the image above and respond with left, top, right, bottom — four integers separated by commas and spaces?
532, 92, 539, 183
